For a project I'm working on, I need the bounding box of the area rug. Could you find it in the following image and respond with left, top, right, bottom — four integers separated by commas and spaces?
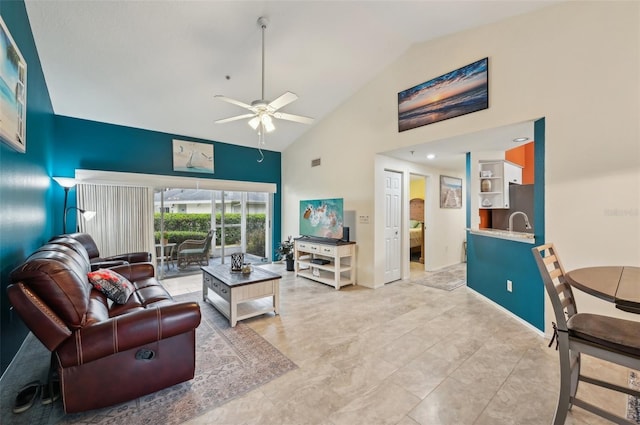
0, 292, 297, 425
628, 371, 640, 424
412, 264, 467, 291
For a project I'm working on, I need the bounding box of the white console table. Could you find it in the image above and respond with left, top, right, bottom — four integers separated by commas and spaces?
294, 239, 356, 290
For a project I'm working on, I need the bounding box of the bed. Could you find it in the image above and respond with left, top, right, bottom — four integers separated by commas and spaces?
409, 198, 424, 263
409, 225, 423, 248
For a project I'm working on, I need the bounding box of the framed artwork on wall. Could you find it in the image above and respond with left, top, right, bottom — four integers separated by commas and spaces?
398, 57, 488, 132
0, 17, 27, 153
172, 139, 214, 174
440, 175, 462, 209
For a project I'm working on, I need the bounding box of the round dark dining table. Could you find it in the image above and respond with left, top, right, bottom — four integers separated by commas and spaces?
565, 266, 640, 313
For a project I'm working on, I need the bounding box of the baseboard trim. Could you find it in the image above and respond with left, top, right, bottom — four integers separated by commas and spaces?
467, 287, 545, 338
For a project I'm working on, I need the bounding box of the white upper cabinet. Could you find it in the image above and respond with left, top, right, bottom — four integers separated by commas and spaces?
479, 160, 523, 209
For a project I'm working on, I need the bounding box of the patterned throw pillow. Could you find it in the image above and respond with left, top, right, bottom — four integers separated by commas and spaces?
87, 269, 134, 304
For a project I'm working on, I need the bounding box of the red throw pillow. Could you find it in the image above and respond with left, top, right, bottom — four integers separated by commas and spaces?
87, 269, 134, 304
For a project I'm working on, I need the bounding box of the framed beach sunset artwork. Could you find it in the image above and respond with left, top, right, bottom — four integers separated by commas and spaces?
0, 17, 27, 153
172, 139, 214, 174
398, 58, 488, 132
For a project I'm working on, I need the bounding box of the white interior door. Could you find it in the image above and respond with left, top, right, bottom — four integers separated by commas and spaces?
384, 170, 402, 283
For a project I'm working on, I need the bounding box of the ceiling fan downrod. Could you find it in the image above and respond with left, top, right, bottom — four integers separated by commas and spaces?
258, 17, 268, 102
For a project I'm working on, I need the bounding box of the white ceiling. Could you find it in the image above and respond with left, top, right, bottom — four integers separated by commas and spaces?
25, 0, 553, 157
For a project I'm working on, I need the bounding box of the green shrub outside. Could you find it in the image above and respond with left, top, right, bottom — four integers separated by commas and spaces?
154, 213, 266, 256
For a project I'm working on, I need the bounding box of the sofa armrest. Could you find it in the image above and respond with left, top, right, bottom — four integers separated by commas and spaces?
108, 262, 156, 281
104, 252, 152, 264
57, 301, 201, 367
90, 260, 128, 271
7, 282, 72, 351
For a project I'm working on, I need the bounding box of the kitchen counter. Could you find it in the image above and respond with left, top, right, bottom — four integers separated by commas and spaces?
467, 228, 535, 244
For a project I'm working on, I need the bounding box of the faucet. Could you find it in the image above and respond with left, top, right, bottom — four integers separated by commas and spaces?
508, 211, 532, 232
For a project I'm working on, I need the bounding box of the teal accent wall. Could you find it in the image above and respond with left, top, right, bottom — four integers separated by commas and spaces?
466, 118, 546, 330
0, 1, 56, 373
52, 116, 282, 247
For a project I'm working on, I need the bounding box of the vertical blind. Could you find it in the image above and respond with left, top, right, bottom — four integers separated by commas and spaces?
76, 184, 155, 257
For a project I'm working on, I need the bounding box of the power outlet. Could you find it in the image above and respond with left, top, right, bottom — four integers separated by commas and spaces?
507, 279, 513, 292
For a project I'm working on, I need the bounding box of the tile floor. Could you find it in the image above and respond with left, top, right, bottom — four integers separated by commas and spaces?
161, 262, 635, 425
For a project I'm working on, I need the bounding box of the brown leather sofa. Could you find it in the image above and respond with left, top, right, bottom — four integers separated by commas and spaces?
7, 235, 201, 413
53, 232, 152, 270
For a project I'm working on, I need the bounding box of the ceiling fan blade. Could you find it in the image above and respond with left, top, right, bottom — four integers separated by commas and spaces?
268, 91, 298, 111
214, 95, 253, 110
273, 111, 314, 125
215, 113, 256, 124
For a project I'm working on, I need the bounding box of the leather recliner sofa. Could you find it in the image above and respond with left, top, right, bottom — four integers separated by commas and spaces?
7, 235, 201, 413
52, 232, 152, 270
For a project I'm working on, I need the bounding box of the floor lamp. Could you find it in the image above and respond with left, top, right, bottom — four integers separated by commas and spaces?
53, 177, 96, 233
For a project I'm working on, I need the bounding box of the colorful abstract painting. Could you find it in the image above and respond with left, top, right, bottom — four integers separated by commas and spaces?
299, 198, 344, 239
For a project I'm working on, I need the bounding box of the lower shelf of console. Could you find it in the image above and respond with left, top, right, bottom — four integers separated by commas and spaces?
296, 264, 354, 290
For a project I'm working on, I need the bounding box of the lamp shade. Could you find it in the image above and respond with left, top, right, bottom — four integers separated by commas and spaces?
248, 116, 260, 130
63, 207, 96, 233
262, 114, 275, 133
52, 177, 77, 188
80, 210, 97, 221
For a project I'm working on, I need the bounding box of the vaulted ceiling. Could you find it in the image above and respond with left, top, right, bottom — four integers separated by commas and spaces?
25, 1, 554, 157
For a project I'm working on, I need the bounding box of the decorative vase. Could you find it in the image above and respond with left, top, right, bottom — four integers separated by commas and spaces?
481, 179, 492, 192
161, 238, 169, 246
285, 257, 294, 272
231, 253, 244, 271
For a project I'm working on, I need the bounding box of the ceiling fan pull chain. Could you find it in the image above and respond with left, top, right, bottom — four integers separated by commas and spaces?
257, 125, 265, 163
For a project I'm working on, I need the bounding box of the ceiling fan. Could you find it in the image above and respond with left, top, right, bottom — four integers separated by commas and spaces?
214, 17, 314, 155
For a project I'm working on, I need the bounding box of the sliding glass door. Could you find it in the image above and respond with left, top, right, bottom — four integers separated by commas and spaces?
213, 191, 268, 263
246, 192, 268, 260
154, 188, 269, 277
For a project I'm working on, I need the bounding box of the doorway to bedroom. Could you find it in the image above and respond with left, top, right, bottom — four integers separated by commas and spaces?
409, 174, 426, 265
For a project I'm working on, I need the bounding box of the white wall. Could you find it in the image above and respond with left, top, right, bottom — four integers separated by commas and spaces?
283, 0, 639, 325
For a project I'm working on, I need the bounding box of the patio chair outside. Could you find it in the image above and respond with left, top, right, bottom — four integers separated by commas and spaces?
177, 230, 214, 269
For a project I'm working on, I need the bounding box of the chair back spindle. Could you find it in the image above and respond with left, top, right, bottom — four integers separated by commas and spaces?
532, 243, 577, 332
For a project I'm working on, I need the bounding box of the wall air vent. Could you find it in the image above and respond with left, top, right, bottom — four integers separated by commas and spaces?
311, 158, 321, 167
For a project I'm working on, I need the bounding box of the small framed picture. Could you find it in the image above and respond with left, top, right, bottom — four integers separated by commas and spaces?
172, 139, 214, 174
440, 175, 462, 209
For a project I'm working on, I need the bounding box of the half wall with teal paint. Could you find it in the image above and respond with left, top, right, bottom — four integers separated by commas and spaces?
466, 118, 546, 330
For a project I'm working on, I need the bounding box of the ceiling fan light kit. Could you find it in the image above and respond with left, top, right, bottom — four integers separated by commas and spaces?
214, 16, 314, 160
